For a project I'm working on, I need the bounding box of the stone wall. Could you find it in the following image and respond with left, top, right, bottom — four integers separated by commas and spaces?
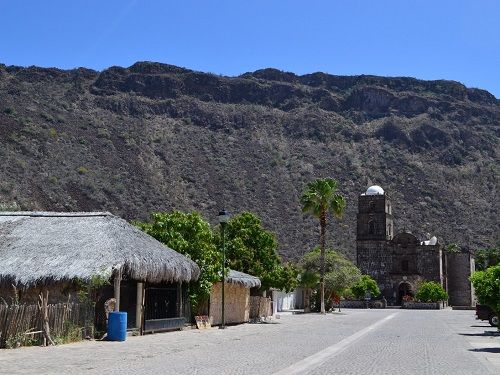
402, 301, 447, 309
418, 245, 443, 282
356, 194, 393, 241
356, 240, 392, 279
447, 252, 475, 306
333, 299, 387, 309
357, 234, 444, 305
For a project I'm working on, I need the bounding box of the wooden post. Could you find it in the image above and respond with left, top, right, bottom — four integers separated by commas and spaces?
38, 287, 54, 346
177, 282, 182, 317
140, 282, 146, 336
135, 282, 144, 329
113, 268, 122, 312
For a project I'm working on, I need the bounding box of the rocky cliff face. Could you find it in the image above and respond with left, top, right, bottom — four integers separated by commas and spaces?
0, 62, 498, 260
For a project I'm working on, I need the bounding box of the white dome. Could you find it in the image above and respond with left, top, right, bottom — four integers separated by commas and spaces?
366, 185, 384, 195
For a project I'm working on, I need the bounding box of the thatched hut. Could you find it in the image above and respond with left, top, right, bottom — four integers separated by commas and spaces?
210, 270, 261, 325
0, 212, 200, 332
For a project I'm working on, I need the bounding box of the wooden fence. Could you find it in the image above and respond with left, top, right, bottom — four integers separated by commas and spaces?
0, 303, 95, 349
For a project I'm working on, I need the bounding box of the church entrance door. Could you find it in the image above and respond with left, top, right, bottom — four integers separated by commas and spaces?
397, 282, 413, 305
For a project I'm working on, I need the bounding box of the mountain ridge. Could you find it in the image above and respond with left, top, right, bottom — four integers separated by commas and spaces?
0, 61, 498, 261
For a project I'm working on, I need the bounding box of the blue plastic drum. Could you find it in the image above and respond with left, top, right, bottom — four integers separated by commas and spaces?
107, 311, 127, 341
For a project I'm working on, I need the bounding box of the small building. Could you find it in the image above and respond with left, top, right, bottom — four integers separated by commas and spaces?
272, 290, 297, 313
210, 270, 261, 325
0, 212, 200, 332
356, 186, 475, 307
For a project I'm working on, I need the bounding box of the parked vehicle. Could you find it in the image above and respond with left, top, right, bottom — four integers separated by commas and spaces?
475, 304, 498, 327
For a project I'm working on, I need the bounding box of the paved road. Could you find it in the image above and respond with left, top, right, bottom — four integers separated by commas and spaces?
0, 309, 498, 375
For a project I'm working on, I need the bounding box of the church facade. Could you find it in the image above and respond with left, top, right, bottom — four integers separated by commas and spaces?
356, 185, 474, 306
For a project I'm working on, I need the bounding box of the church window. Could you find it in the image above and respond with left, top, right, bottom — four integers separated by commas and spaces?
369, 201, 375, 212
402, 260, 409, 272
368, 220, 375, 234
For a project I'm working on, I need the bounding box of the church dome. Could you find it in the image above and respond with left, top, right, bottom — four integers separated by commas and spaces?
366, 185, 384, 195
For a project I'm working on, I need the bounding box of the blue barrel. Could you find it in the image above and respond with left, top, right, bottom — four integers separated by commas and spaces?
108, 311, 127, 341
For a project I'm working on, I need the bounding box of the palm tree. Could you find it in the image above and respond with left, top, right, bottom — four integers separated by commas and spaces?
300, 178, 346, 314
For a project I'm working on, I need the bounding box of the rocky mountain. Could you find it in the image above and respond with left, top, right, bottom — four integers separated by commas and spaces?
0, 62, 498, 261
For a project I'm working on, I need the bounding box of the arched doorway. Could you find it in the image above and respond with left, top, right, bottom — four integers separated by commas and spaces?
397, 282, 413, 305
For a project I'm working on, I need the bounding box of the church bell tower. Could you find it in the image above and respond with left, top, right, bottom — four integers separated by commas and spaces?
356, 185, 394, 278
356, 185, 393, 242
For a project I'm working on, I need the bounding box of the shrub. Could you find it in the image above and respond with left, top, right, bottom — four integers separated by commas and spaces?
77, 167, 88, 175
3, 107, 16, 116
97, 128, 111, 139
475, 248, 500, 271
350, 275, 380, 299
5, 331, 37, 349
470, 266, 500, 322
415, 281, 448, 302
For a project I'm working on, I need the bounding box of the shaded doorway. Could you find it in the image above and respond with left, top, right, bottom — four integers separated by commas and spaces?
144, 286, 177, 320
397, 282, 413, 305
143, 283, 187, 332
120, 281, 138, 329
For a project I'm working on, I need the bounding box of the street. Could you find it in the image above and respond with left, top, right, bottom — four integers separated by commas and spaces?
0, 309, 498, 375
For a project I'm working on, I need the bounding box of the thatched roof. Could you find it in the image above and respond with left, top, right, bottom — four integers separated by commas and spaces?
226, 270, 261, 288
0, 212, 200, 287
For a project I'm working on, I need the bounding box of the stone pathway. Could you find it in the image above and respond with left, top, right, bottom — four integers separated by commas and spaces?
0, 309, 497, 374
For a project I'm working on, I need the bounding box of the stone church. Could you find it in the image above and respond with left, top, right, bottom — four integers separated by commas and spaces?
356, 185, 475, 306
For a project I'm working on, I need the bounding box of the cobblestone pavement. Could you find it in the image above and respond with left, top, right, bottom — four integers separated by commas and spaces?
0, 309, 498, 375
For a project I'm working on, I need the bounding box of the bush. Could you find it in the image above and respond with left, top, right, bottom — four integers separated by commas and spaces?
3, 107, 16, 116
77, 167, 88, 175
350, 275, 380, 299
415, 281, 448, 302
470, 266, 500, 317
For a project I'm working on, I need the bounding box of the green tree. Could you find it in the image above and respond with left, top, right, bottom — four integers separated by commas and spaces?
75, 274, 110, 306
135, 211, 220, 313
350, 275, 381, 300
221, 212, 298, 292
445, 243, 461, 253
415, 281, 448, 302
300, 247, 361, 311
300, 178, 346, 314
470, 266, 500, 331
475, 248, 500, 271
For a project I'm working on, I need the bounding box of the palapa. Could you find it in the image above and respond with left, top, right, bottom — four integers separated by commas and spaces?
226, 270, 261, 288
0, 212, 200, 287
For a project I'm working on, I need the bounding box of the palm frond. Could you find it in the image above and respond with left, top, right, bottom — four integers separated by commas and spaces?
300, 178, 345, 218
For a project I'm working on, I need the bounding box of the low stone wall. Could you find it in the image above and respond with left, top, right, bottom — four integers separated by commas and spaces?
333, 299, 387, 309
402, 301, 446, 309
337, 300, 365, 308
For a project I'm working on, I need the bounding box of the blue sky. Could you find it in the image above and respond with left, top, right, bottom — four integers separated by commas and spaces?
1, 1, 499, 97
